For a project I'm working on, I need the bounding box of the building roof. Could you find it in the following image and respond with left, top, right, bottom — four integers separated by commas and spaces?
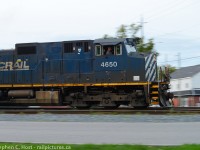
171, 64, 200, 79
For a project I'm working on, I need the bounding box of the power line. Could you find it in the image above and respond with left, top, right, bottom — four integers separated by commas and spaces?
146, 0, 187, 21
154, 22, 200, 38
146, 0, 200, 22
159, 55, 200, 64
144, 0, 200, 38
140, 0, 183, 21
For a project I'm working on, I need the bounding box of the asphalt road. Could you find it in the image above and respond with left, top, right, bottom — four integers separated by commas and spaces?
0, 121, 200, 145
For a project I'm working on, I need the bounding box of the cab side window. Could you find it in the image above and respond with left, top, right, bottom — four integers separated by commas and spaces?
103, 46, 114, 55
115, 44, 122, 55
95, 44, 122, 56
95, 45, 102, 56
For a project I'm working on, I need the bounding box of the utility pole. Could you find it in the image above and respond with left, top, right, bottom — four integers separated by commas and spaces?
138, 15, 147, 41
177, 53, 182, 105
178, 53, 181, 70
165, 54, 168, 65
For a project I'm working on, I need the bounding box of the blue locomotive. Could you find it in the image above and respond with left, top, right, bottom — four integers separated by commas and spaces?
0, 38, 173, 108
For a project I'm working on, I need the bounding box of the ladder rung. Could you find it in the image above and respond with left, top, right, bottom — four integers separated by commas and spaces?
151, 85, 159, 88
151, 91, 159, 94
151, 101, 159, 105
152, 97, 159, 100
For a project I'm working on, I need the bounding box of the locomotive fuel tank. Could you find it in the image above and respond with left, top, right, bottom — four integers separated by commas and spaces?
8, 90, 34, 98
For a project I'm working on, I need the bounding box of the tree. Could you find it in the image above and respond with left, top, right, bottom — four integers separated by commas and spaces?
167, 65, 176, 74
103, 23, 155, 53
102, 23, 176, 79
116, 24, 127, 38
129, 23, 141, 38
136, 38, 154, 53
127, 23, 155, 53
158, 65, 176, 81
103, 34, 113, 39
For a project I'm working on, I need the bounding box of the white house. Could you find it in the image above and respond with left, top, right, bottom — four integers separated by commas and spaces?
170, 64, 200, 106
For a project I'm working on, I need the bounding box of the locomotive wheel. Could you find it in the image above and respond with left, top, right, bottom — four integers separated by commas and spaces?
130, 97, 149, 109
72, 99, 91, 109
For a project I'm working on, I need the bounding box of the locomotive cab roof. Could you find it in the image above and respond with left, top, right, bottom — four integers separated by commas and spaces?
94, 38, 135, 45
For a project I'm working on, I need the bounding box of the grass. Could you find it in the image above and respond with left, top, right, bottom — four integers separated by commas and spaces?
0, 143, 200, 150
71, 144, 200, 150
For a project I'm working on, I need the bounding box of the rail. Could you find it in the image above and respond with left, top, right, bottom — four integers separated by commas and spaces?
0, 106, 200, 114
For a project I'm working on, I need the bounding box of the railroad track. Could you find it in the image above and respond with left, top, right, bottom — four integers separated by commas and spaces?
0, 106, 200, 114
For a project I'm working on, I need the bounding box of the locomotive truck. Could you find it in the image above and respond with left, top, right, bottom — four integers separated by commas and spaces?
0, 38, 173, 108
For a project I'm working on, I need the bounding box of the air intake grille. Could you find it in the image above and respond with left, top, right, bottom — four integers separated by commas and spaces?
64, 43, 73, 53
17, 46, 36, 55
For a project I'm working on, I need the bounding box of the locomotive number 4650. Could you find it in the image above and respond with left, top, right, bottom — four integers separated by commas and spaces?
101, 61, 117, 67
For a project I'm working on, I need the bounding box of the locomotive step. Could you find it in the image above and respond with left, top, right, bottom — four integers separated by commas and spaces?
151, 85, 159, 88
151, 96, 159, 100
151, 91, 159, 94
151, 101, 159, 105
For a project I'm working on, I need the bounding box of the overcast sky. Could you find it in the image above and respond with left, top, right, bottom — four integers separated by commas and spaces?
0, 0, 200, 67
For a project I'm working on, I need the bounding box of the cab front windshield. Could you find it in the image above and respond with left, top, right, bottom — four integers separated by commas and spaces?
125, 43, 136, 55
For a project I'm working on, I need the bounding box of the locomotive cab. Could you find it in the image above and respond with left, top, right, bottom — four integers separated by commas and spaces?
93, 38, 129, 83
93, 38, 147, 83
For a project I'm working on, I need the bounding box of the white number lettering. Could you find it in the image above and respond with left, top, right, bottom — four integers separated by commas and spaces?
113, 62, 117, 67
101, 62, 105, 67
105, 62, 109, 67
100, 62, 118, 67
